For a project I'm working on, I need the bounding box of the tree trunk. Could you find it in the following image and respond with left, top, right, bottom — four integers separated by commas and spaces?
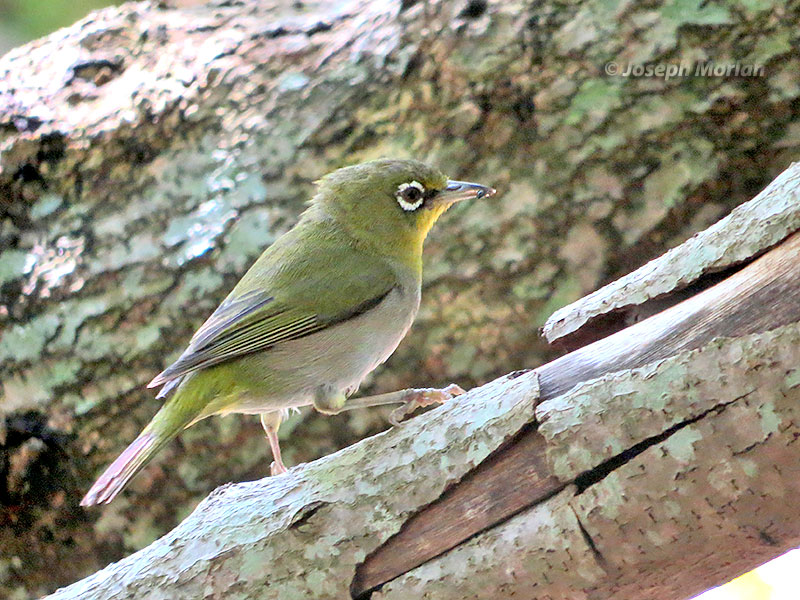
1, 0, 798, 596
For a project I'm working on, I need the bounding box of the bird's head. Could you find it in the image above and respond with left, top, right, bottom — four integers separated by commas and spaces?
312, 158, 495, 256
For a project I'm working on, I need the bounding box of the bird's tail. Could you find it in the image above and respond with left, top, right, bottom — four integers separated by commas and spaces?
80, 383, 203, 506
80, 432, 168, 506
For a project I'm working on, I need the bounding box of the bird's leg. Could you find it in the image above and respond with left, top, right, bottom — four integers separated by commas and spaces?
260, 410, 287, 476
335, 384, 466, 425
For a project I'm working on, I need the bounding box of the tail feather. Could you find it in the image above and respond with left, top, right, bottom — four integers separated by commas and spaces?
81, 373, 209, 506
80, 433, 166, 506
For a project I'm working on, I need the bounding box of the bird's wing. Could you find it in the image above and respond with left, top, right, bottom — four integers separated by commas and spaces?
148, 233, 399, 390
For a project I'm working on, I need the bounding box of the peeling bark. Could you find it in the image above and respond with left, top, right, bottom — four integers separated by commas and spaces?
2, 0, 800, 596
543, 162, 800, 348
537, 324, 800, 600
355, 224, 800, 594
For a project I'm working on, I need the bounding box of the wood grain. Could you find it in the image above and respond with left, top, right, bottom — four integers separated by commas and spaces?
353, 230, 800, 596
351, 425, 561, 596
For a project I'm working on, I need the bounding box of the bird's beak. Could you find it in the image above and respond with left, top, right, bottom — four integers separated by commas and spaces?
438, 180, 496, 204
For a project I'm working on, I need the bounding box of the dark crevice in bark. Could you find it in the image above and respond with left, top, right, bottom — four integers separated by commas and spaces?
351, 582, 374, 600
288, 501, 328, 530
759, 530, 780, 547
0, 411, 80, 519
570, 504, 606, 569
574, 396, 743, 493
733, 434, 772, 457
459, 0, 488, 19
506, 368, 532, 380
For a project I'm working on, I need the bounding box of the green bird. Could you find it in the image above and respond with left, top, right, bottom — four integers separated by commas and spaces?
81, 158, 495, 506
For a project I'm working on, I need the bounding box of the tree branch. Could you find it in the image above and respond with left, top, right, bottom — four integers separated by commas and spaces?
357, 220, 800, 594
543, 162, 800, 350
47, 374, 540, 599
376, 322, 800, 599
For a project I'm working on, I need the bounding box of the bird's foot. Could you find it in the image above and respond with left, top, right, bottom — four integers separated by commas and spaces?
389, 384, 465, 426
270, 459, 288, 476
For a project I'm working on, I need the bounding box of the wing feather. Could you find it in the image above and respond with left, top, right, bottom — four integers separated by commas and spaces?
148, 224, 400, 391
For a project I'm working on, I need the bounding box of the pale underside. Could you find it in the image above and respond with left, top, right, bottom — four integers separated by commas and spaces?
181, 285, 420, 421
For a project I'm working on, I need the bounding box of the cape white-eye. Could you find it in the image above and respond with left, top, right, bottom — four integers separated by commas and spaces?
81, 158, 495, 506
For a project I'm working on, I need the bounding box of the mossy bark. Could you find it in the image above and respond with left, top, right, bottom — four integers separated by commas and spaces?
1, 0, 799, 596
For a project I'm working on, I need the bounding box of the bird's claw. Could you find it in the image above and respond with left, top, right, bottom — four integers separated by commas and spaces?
270, 460, 288, 476
389, 384, 466, 426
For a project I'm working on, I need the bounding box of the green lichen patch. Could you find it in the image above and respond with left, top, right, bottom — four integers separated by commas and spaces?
1, 358, 81, 415
0, 249, 32, 287
0, 313, 61, 363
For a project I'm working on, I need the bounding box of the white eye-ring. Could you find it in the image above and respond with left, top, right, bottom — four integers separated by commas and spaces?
396, 180, 425, 211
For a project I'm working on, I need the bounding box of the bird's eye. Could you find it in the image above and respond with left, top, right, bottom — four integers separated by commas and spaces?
396, 181, 426, 211
404, 186, 422, 202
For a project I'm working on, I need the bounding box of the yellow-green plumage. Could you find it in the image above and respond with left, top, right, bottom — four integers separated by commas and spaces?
81, 159, 494, 505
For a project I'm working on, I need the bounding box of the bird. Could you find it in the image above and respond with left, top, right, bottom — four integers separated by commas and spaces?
80, 158, 495, 506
